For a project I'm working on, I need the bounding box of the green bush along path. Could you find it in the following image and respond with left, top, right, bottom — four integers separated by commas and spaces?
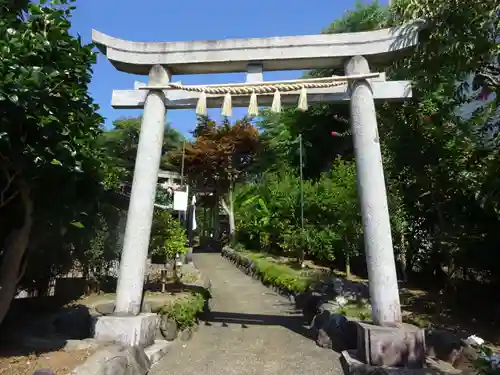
150, 252, 340, 375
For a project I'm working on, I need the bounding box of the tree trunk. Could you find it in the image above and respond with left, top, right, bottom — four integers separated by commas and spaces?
0, 178, 33, 325
221, 183, 236, 243
212, 191, 220, 240
399, 232, 408, 282
228, 184, 235, 238
345, 253, 351, 279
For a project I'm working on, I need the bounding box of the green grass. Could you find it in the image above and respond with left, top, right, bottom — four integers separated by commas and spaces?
337, 301, 372, 321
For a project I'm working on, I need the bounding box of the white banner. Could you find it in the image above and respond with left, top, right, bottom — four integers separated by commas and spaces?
173, 189, 188, 211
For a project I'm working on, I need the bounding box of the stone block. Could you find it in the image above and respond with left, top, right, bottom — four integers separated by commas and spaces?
159, 315, 178, 341
426, 329, 466, 365
144, 340, 171, 366
71, 345, 150, 375
356, 321, 425, 368
341, 350, 461, 375
93, 313, 159, 347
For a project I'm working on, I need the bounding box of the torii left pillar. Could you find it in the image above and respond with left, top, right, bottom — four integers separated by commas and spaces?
93, 65, 170, 347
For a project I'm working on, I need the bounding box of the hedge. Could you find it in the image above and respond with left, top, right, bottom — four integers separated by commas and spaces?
221, 247, 312, 295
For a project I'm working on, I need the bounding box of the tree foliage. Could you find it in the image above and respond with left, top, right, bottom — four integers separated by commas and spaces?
150, 211, 187, 261
0, 0, 106, 323
98, 116, 184, 186
170, 116, 259, 238
234, 0, 500, 311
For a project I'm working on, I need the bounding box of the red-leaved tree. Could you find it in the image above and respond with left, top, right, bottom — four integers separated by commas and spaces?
169, 116, 259, 240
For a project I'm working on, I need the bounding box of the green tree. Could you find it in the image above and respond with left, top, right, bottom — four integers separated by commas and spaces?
150, 211, 187, 281
98, 116, 185, 185
240, 0, 500, 299
0, 0, 104, 323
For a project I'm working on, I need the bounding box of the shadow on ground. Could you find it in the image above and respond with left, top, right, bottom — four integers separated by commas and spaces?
0, 303, 92, 357
200, 310, 314, 340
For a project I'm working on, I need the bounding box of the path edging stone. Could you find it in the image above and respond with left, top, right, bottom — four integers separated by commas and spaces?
220, 246, 362, 351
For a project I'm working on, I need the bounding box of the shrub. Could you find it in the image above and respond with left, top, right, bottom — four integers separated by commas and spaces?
150, 211, 188, 261
244, 252, 311, 293
159, 292, 205, 331
474, 345, 500, 375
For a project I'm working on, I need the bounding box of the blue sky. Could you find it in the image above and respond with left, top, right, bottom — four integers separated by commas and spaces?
71, 0, 389, 137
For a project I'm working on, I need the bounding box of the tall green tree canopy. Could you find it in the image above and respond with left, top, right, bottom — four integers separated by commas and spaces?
0, 0, 105, 324
98, 116, 185, 186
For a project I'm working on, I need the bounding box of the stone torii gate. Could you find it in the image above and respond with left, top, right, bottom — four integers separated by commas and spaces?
92, 24, 424, 365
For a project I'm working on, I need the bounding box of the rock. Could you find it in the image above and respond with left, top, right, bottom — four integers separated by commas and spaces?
316, 313, 348, 350
185, 247, 193, 263
316, 326, 334, 348
451, 343, 479, 374
426, 329, 465, 364
318, 301, 337, 314
72, 345, 150, 375
64, 338, 100, 352
95, 302, 115, 315
179, 328, 193, 341
333, 295, 348, 308
340, 319, 358, 350
144, 340, 170, 366
303, 292, 323, 321
426, 357, 463, 375
293, 292, 310, 309
159, 316, 178, 341
33, 370, 55, 375
311, 310, 331, 331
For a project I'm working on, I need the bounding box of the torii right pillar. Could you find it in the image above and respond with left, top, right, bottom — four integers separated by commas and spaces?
344, 56, 425, 369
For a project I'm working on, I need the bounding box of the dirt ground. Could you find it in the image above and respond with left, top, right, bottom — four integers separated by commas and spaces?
0, 266, 204, 375
0, 348, 96, 375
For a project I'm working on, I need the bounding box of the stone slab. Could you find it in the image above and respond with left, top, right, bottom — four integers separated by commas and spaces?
71, 344, 150, 375
92, 313, 159, 347
356, 321, 426, 367
111, 80, 413, 109
92, 23, 424, 75
341, 350, 462, 375
145, 340, 171, 366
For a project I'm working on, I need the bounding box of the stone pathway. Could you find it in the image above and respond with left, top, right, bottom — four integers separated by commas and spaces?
150, 252, 342, 375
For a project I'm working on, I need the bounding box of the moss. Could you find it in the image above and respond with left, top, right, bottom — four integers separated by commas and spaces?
337, 301, 372, 321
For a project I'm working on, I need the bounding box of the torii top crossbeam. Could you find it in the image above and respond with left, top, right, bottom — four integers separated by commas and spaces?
92, 24, 421, 76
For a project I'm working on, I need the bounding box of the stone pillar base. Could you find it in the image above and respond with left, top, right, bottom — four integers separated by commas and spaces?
356, 321, 426, 368
92, 313, 159, 347
341, 350, 460, 375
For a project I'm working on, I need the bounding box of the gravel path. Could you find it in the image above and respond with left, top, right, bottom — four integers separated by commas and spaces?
150, 251, 342, 375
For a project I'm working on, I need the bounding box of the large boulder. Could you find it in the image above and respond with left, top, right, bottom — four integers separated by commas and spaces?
426, 329, 466, 364
316, 313, 358, 351
71, 345, 150, 375
316, 313, 347, 349
159, 315, 178, 341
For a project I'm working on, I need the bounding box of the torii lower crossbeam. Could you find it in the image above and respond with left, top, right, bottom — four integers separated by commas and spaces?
111, 80, 412, 109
